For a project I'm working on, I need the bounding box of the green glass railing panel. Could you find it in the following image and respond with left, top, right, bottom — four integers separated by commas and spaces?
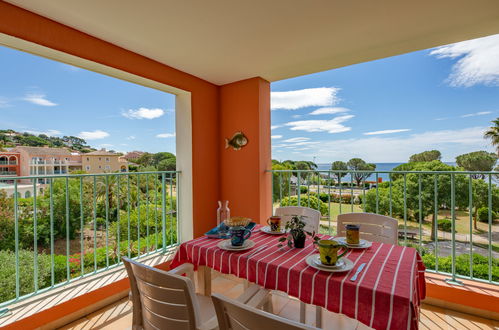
0, 171, 180, 309
269, 169, 499, 286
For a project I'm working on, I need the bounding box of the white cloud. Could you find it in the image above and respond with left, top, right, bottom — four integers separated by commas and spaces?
271, 125, 281, 130
26, 129, 62, 136
156, 132, 176, 138
98, 143, 114, 148
273, 126, 491, 162
290, 141, 320, 146
79, 130, 110, 140
460, 111, 492, 118
309, 107, 349, 115
23, 93, 57, 106
363, 129, 411, 135
271, 87, 340, 110
0, 97, 9, 108
126, 135, 136, 140
122, 107, 165, 119
283, 137, 310, 143
284, 115, 354, 133
271, 135, 282, 139
434, 117, 448, 121
430, 34, 499, 87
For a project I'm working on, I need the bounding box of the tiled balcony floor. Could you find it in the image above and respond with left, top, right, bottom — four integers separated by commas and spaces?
59, 272, 499, 330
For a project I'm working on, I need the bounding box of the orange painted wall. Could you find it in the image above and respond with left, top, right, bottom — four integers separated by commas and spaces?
219, 78, 272, 225
0, 1, 220, 237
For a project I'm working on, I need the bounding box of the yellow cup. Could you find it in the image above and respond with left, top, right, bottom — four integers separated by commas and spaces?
317, 240, 348, 266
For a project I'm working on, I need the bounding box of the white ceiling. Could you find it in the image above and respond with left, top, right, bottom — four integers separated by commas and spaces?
6, 0, 499, 85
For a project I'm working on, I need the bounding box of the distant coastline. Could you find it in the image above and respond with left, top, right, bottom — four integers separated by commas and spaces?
316, 162, 457, 181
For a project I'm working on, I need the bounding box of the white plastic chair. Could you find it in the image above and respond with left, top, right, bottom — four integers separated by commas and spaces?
337, 212, 398, 245
211, 293, 318, 330
274, 206, 321, 326
275, 206, 321, 234
123, 257, 269, 330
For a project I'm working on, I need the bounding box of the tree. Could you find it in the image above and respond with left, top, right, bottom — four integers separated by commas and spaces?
365, 160, 470, 239
62, 136, 87, 149
304, 161, 318, 170
158, 158, 176, 172
409, 150, 441, 163
456, 151, 497, 179
272, 163, 293, 202
295, 161, 313, 181
153, 152, 175, 165
346, 158, 376, 186
330, 161, 348, 184
135, 153, 155, 167
484, 118, 499, 154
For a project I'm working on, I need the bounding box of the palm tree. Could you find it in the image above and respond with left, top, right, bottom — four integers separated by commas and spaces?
484, 118, 499, 155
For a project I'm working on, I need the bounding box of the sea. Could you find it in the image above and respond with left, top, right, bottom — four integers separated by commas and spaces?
316, 162, 456, 182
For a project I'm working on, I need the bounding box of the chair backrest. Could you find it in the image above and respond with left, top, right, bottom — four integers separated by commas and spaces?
275, 206, 321, 234
122, 257, 201, 330
337, 213, 398, 245
211, 293, 317, 330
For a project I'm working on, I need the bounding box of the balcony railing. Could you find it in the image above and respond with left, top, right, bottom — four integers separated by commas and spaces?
0, 171, 17, 176
0, 171, 179, 309
270, 169, 499, 286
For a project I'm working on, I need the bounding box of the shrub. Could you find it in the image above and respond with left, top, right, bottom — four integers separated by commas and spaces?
0, 249, 67, 304
422, 253, 498, 282
364, 187, 404, 218
299, 186, 308, 194
330, 193, 356, 204
477, 207, 497, 223
280, 196, 328, 216
318, 193, 329, 203
437, 219, 453, 232
110, 203, 177, 241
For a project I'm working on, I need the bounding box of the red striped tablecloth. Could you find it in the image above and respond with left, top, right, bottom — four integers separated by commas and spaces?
170, 229, 426, 330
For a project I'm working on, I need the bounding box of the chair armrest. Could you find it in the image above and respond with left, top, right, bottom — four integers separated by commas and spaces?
168, 263, 195, 283
197, 316, 218, 330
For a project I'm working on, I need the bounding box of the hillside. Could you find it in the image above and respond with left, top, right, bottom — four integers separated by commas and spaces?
0, 129, 96, 153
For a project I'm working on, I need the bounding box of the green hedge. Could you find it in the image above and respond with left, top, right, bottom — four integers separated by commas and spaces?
280, 195, 328, 216
422, 253, 499, 282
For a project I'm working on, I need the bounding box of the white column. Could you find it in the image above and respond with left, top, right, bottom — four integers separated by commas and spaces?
176, 91, 193, 243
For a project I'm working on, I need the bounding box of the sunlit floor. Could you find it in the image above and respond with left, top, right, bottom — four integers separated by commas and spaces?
59, 273, 499, 330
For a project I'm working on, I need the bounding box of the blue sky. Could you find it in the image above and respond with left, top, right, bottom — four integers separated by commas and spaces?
271, 34, 499, 163
1, 34, 499, 162
0, 46, 176, 153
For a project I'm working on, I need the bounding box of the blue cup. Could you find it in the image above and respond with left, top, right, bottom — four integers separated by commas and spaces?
230, 226, 252, 246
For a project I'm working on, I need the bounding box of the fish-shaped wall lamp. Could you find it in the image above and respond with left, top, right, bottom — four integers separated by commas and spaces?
225, 131, 248, 150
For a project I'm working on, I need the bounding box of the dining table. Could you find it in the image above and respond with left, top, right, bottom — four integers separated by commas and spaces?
170, 225, 426, 330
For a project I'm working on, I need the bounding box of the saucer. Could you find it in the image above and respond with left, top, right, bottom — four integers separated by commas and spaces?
261, 226, 286, 235
311, 254, 345, 269
305, 254, 354, 272
217, 239, 256, 251
335, 237, 372, 249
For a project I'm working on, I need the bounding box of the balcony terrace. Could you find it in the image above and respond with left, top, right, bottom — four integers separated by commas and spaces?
0, 0, 498, 329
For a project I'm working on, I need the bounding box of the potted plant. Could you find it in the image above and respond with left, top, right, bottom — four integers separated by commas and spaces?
278, 215, 319, 248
